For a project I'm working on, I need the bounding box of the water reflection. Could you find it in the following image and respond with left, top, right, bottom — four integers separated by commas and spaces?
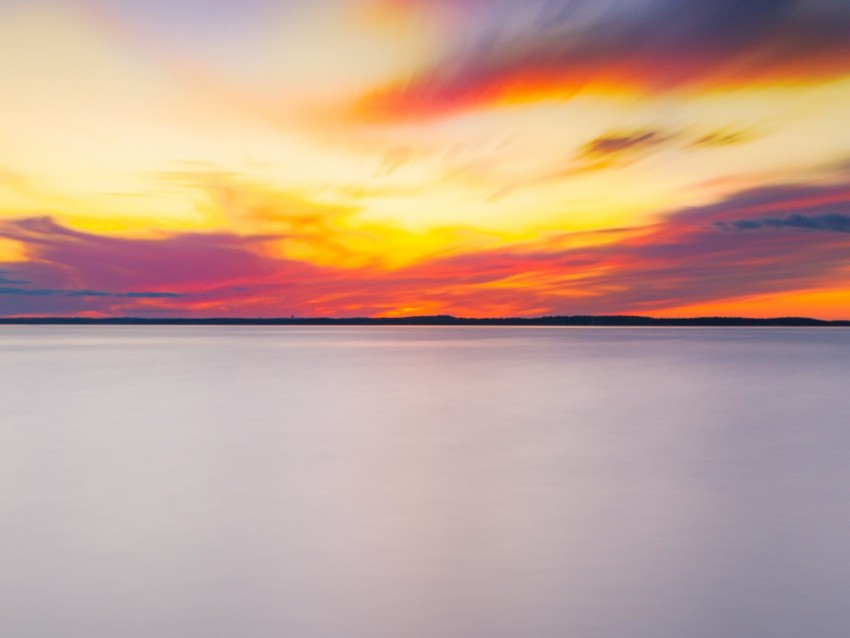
2, 327, 850, 638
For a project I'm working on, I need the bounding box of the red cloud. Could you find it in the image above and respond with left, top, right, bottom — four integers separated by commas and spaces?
353, 0, 850, 121
2, 179, 850, 318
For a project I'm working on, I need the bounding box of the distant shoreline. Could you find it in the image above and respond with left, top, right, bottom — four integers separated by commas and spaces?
1, 315, 849, 327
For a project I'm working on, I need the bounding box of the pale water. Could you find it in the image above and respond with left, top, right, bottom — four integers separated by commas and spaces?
2, 327, 850, 638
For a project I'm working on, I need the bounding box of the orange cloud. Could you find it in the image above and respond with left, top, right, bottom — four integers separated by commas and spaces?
352, 0, 850, 121
3, 177, 850, 318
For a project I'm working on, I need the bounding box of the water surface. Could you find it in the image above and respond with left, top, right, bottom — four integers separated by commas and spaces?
2, 327, 850, 638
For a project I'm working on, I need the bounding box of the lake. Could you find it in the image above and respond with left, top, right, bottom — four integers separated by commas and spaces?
2, 326, 850, 638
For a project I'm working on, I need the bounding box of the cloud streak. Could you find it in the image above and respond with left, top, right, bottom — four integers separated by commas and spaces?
2, 178, 850, 318
0, 287, 185, 298
354, 0, 850, 120
717, 213, 850, 233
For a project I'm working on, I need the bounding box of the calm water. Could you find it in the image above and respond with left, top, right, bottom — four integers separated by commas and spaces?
2, 326, 850, 638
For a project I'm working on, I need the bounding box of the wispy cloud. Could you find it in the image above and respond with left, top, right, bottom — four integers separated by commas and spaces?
580, 130, 671, 159
3, 178, 850, 318
717, 212, 850, 233
0, 287, 185, 298
689, 128, 755, 148
1, 0, 848, 319
354, 0, 850, 120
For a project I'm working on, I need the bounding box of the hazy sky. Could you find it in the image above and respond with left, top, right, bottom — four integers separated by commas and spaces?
1, 0, 849, 317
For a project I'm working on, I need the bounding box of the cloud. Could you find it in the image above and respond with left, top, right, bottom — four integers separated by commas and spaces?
557, 129, 676, 176
354, 0, 850, 120
489, 126, 756, 199
580, 130, 671, 159
0, 287, 185, 298
717, 212, 850, 233
0, 216, 281, 290
0, 215, 313, 316
2, 178, 850, 317
159, 170, 412, 268
385, 181, 850, 315
689, 128, 755, 148
161, 170, 356, 231
0, 270, 27, 285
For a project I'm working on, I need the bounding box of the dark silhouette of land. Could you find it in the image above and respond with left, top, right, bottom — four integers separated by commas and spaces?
1, 315, 848, 326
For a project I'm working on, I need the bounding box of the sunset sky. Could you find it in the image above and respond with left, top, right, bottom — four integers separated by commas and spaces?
2, 0, 850, 317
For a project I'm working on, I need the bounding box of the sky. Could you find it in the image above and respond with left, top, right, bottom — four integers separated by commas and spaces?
1, 0, 850, 318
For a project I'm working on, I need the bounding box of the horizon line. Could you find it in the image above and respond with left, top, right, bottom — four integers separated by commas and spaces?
1, 314, 849, 327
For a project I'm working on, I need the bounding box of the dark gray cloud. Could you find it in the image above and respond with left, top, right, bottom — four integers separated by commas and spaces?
0, 271, 28, 285
717, 213, 850, 233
